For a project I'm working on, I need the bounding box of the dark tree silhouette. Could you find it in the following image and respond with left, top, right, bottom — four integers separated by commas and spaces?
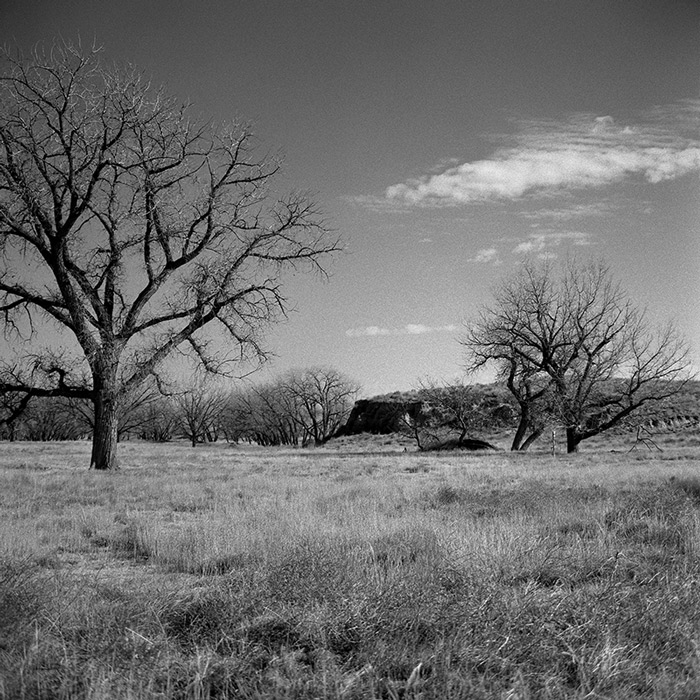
283, 367, 360, 445
173, 378, 227, 447
0, 42, 339, 468
463, 258, 692, 452
222, 368, 359, 446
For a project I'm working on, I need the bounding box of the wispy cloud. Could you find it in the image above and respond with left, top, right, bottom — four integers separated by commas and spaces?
468, 247, 502, 264
346, 194, 413, 214
385, 102, 700, 206
346, 323, 458, 337
520, 202, 612, 221
512, 230, 593, 255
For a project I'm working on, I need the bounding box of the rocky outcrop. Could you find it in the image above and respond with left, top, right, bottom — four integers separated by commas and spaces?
336, 398, 423, 435
336, 381, 700, 443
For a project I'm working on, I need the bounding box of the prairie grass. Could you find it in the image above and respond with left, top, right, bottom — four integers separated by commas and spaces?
1, 436, 700, 698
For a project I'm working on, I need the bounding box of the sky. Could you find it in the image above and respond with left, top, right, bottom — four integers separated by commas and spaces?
2, 0, 699, 397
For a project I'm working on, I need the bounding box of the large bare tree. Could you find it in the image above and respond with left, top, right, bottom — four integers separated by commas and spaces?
66, 380, 162, 441
463, 258, 692, 453
0, 42, 339, 469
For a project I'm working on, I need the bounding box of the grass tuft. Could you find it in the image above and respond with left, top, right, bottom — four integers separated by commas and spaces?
670, 474, 700, 503
0, 556, 46, 647
108, 519, 153, 560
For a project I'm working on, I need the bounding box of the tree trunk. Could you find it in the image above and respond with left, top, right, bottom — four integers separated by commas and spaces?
511, 403, 542, 451
520, 428, 544, 452
90, 384, 120, 470
510, 411, 529, 451
566, 427, 581, 454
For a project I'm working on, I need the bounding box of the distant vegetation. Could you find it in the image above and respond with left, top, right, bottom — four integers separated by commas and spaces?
2, 378, 699, 454
1, 366, 361, 449
342, 380, 700, 452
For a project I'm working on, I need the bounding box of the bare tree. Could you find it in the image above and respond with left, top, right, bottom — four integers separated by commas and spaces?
173, 378, 227, 447
19, 396, 85, 441
0, 389, 29, 440
221, 368, 360, 446
399, 381, 508, 451
229, 381, 303, 446
466, 337, 554, 451
137, 396, 178, 443
501, 361, 554, 451
66, 380, 162, 441
463, 258, 692, 453
0, 42, 339, 469
283, 367, 360, 445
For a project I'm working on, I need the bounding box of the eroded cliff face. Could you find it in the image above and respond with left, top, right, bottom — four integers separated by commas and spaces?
335, 381, 700, 442
336, 398, 423, 435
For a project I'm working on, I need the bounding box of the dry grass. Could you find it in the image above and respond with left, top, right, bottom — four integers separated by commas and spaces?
1, 434, 700, 699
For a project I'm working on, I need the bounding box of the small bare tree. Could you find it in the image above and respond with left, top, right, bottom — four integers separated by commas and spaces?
233, 382, 303, 446
283, 367, 360, 445
0, 42, 339, 469
221, 368, 360, 446
19, 396, 85, 441
174, 379, 227, 447
466, 351, 554, 451
137, 396, 178, 443
463, 258, 692, 453
399, 381, 506, 451
0, 389, 29, 440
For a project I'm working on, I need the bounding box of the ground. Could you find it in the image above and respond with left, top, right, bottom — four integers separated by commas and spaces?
2, 429, 700, 699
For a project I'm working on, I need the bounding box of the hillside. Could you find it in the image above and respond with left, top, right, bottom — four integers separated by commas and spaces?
337, 383, 516, 438
338, 380, 700, 439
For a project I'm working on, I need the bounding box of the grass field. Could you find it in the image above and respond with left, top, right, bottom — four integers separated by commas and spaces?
2, 434, 700, 699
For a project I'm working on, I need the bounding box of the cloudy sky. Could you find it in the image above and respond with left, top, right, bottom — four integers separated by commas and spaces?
3, 0, 699, 396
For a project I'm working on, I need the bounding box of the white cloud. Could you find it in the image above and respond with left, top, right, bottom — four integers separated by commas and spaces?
468, 247, 502, 264
405, 324, 432, 335
512, 231, 593, 255
513, 238, 544, 255
520, 203, 611, 221
344, 194, 414, 214
385, 103, 700, 206
345, 326, 392, 337
345, 325, 391, 337
346, 324, 457, 337
592, 115, 615, 134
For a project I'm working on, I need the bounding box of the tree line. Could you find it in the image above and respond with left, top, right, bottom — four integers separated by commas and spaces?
0, 367, 360, 448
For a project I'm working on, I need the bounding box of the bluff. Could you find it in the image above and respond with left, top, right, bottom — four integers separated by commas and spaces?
337, 381, 700, 440
337, 384, 514, 437
337, 396, 422, 435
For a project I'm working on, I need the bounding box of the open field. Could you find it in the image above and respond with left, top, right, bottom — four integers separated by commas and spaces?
2, 435, 700, 699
